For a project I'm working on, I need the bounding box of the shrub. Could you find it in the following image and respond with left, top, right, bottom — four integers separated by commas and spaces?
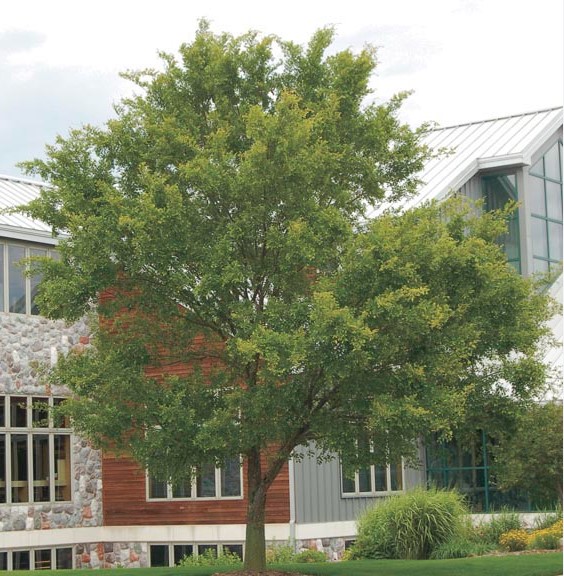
474, 509, 523, 544
528, 519, 563, 550
499, 529, 530, 552
178, 548, 242, 567
430, 536, 496, 559
295, 549, 327, 563
265, 542, 296, 563
534, 508, 563, 531
351, 487, 469, 560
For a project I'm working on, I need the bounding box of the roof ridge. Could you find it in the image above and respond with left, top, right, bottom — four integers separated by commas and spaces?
0, 173, 48, 187
430, 106, 563, 132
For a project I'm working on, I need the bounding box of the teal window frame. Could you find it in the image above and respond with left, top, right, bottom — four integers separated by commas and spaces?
529, 140, 563, 273
481, 172, 521, 273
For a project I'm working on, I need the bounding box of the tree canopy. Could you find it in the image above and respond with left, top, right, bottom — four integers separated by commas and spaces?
16, 22, 555, 570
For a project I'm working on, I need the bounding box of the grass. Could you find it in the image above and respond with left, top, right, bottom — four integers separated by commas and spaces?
9, 552, 563, 576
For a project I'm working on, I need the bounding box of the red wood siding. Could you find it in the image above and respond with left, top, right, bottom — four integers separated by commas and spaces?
102, 455, 290, 526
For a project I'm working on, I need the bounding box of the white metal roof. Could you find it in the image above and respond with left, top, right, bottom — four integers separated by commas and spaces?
0, 173, 57, 245
402, 106, 563, 212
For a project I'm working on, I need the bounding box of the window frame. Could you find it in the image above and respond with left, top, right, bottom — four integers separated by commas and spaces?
0, 395, 72, 505
0, 241, 57, 315
340, 459, 405, 497
148, 542, 243, 567
146, 458, 243, 501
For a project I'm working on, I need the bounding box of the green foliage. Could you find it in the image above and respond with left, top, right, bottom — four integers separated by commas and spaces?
534, 507, 563, 531
528, 519, 563, 550
499, 529, 530, 551
474, 509, 523, 545
13, 18, 556, 573
429, 537, 496, 559
265, 542, 297, 563
492, 402, 563, 506
177, 548, 242, 567
295, 549, 328, 563
351, 487, 469, 560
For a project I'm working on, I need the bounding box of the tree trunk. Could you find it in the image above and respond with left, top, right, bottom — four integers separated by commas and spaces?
244, 447, 268, 571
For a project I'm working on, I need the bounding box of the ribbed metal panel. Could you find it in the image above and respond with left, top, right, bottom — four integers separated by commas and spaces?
382, 107, 564, 216
0, 174, 56, 244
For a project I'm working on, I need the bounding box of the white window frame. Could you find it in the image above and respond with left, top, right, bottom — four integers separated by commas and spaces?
0, 395, 72, 505
146, 458, 243, 501
148, 542, 244, 567
0, 546, 74, 571
340, 459, 405, 497
0, 241, 57, 315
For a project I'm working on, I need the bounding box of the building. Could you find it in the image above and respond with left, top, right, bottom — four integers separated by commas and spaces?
0, 107, 562, 569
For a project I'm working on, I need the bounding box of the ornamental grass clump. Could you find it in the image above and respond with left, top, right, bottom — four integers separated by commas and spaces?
351, 487, 469, 560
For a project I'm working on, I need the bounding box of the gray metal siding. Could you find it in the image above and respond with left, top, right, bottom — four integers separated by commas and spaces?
293, 447, 426, 524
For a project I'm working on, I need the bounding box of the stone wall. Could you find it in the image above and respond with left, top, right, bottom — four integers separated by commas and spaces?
75, 542, 147, 569
0, 312, 103, 531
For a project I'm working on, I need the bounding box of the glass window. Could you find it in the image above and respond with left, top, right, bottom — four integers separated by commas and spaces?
172, 478, 192, 498
530, 157, 544, 176
32, 398, 49, 428
149, 545, 169, 567
8, 245, 26, 314
0, 434, 5, 504
33, 434, 50, 502
0, 552, 7, 571
482, 173, 520, 270
341, 461, 404, 496
546, 181, 563, 221
54, 435, 71, 501
11, 396, 28, 428
196, 464, 216, 497
11, 434, 29, 503
148, 476, 168, 499
34, 549, 51, 570
55, 548, 73, 570
544, 142, 561, 181
531, 217, 548, 258
0, 242, 57, 315
221, 458, 241, 497
198, 544, 217, 558
0, 396, 5, 427
548, 222, 563, 261
173, 545, 193, 565
223, 544, 243, 560
13, 551, 30, 571
530, 176, 546, 216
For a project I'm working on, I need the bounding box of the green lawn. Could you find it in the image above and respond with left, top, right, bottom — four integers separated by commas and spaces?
10, 553, 563, 576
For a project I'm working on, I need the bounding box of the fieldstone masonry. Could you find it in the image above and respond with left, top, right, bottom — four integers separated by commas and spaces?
0, 312, 103, 531
75, 542, 147, 569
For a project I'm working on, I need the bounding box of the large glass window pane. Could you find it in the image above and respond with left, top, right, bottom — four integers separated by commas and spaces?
30, 248, 46, 315
374, 464, 387, 491
548, 222, 563, 261
172, 478, 192, 498
32, 398, 49, 428
8, 245, 26, 313
196, 464, 216, 497
0, 551, 7, 571
148, 476, 168, 499
11, 434, 29, 502
173, 545, 193, 565
0, 396, 5, 427
54, 435, 71, 501
530, 157, 544, 177
341, 472, 355, 493
0, 434, 5, 504
390, 462, 403, 491
533, 258, 549, 274
358, 467, 371, 492
34, 549, 51, 570
546, 181, 563, 221
33, 434, 50, 502
13, 551, 30, 571
544, 143, 561, 181
150, 545, 169, 567
198, 545, 217, 558
0, 246, 4, 313
53, 398, 70, 429
221, 458, 241, 497
529, 176, 546, 216
531, 217, 548, 258
55, 548, 73, 570
10, 396, 28, 428
223, 544, 243, 560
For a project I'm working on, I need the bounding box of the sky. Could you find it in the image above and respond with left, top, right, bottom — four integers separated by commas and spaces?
1, 0, 562, 177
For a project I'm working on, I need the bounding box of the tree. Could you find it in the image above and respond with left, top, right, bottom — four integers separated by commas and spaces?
492, 401, 563, 506
16, 23, 555, 571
